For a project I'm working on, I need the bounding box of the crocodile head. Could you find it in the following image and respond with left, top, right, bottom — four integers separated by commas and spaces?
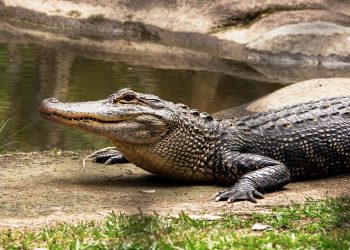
38, 88, 177, 144
38, 88, 221, 181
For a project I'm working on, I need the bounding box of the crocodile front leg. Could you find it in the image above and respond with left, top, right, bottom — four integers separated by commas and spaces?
214, 153, 291, 203
88, 147, 129, 165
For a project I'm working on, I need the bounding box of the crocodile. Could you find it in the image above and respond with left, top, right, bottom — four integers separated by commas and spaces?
38, 88, 350, 203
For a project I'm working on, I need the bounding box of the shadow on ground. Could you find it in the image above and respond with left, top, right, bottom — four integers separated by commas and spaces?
0, 151, 349, 228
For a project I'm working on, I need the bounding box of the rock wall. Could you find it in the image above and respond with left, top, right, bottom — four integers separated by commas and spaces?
0, 0, 349, 83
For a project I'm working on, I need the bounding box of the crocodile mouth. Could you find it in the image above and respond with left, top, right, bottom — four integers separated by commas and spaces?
38, 98, 161, 127
40, 112, 125, 124
38, 98, 129, 124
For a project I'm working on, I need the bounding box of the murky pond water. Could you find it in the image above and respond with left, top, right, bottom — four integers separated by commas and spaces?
0, 43, 282, 151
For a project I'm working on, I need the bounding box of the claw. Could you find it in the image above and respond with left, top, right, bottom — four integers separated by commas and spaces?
212, 190, 225, 198
104, 158, 113, 165
212, 193, 220, 198
213, 186, 264, 203
247, 191, 257, 203
253, 190, 264, 199
215, 196, 224, 202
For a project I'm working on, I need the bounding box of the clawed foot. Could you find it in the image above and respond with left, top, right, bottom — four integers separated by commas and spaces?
82, 147, 129, 170
213, 184, 264, 203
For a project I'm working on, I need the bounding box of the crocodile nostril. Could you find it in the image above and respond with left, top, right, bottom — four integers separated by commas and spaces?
48, 98, 59, 103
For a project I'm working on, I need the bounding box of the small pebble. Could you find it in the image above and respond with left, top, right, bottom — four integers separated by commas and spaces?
189, 214, 222, 221
251, 223, 272, 231
140, 190, 156, 194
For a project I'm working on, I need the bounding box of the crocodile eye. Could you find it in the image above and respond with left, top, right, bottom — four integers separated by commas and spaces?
122, 93, 136, 102
113, 93, 137, 104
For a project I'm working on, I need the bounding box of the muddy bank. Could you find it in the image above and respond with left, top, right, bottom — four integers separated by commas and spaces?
0, 0, 350, 83
0, 151, 349, 227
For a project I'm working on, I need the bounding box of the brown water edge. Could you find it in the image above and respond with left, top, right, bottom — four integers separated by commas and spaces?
0, 151, 349, 228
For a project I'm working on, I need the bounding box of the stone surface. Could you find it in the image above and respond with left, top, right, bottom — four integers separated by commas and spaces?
247, 78, 350, 112
215, 78, 350, 119
0, 0, 349, 68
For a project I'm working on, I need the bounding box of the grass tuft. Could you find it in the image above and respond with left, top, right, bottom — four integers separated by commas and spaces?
0, 118, 38, 153
0, 118, 16, 153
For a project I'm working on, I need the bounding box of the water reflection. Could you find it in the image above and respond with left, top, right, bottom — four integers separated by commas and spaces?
0, 43, 281, 151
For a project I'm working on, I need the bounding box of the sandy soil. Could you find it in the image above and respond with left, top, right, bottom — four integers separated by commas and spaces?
0, 151, 349, 228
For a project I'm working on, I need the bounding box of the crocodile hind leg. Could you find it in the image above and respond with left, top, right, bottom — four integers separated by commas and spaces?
214, 153, 291, 203
82, 147, 129, 169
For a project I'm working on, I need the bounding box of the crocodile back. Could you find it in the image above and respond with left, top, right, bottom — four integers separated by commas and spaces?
233, 96, 350, 180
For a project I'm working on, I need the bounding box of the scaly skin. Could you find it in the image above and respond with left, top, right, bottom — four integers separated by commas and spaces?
38, 89, 350, 203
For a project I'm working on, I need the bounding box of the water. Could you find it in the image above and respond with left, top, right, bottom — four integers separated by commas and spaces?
0, 43, 282, 151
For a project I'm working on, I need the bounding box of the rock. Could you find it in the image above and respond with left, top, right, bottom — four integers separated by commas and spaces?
188, 214, 223, 221
247, 78, 350, 112
215, 78, 350, 119
1, 0, 349, 70
251, 223, 272, 231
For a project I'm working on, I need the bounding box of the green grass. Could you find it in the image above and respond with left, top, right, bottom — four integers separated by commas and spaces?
0, 118, 37, 153
0, 118, 20, 153
1, 197, 349, 249
0, 119, 12, 153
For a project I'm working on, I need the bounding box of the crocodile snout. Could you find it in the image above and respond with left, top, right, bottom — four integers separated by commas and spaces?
47, 98, 59, 103
38, 98, 60, 115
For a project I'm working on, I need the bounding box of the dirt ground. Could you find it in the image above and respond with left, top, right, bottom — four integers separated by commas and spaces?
0, 151, 349, 228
